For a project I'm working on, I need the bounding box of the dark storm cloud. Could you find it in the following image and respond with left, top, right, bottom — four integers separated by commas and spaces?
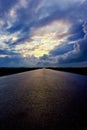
68, 22, 85, 41
56, 21, 87, 64
0, 56, 23, 67
0, 0, 17, 17
0, 55, 39, 67
37, 21, 87, 67
0, 49, 17, 55
50, 44, 74, 56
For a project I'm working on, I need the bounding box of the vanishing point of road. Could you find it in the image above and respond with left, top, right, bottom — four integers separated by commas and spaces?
0, 69, 87, 130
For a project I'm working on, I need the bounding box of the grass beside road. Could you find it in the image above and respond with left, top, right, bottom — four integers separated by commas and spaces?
47, 67, 87, 76
0, 68, 41, 77
0, 67, 87, 77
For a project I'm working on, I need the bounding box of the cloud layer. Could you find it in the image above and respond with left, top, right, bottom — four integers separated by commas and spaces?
0, 0, 87, 67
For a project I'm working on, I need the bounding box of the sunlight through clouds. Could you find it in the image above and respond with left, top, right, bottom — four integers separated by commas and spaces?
0, 0, 87, 67
14, 20, 71, 58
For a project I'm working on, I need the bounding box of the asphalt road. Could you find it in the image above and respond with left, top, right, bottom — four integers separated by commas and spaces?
0, 69, 87, 130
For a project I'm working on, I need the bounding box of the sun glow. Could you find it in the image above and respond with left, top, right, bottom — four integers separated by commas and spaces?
14, 20, 71, 58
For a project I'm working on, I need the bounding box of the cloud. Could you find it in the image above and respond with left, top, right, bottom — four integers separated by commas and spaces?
0, 0, 87, 67
11, 20, 71, 58
50, 44, 74, 56
36, 21, 87, 67
0, 54, 39, 67
56, 21, 87, 65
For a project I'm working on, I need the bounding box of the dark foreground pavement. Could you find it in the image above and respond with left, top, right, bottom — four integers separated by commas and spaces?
0, 69, 87, 130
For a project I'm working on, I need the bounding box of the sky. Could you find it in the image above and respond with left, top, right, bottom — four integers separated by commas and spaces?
0, 0, 87, 67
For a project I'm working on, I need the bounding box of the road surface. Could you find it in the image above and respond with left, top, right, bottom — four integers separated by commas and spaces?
0, 69, 87, 130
